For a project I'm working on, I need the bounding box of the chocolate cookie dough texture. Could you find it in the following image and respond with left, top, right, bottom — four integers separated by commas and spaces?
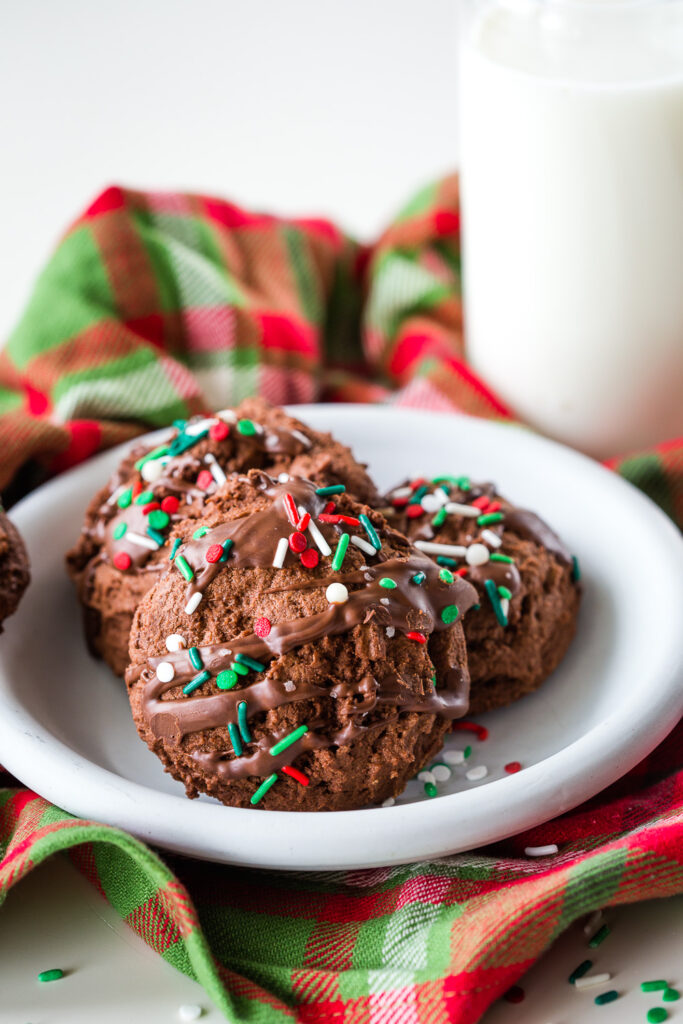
0, 508, 30, 632
67, 398, 379, 676
126, 472, 477, 811
383, 477, 580, 714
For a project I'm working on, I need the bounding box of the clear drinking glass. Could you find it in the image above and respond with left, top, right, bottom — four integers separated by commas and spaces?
459, 0, 683, 457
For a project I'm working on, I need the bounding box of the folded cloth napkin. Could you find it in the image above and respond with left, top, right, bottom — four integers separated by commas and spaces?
0, 177, 681, 1023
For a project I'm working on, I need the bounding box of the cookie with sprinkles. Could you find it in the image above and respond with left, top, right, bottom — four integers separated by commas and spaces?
0, 506, 30, 633
125, 471, 478, 811
66, 398, 379, 676
382, 477, 581, 713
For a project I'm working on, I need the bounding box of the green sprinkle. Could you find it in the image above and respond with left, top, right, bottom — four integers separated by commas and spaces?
173, 419, 188, 431
228, 722, 243, 756
231, 661, 249, 677
117, 488, 132, 509
237, 418, 257, 436
38, 968, 64, 983
359, 513, 381, 551
238, 700, 251, 743
647, 1009, 668, 1023
379, 577, 397, 589
594, 990, 619, 1006
315, 484, 345, 496
146, 527, 166, 546
409, 485, 428, 505
432, 507, 448, 528
332, 532, 350, 571
568, 960, 593, 984
270, 724, 308, 756
588, 924, 610, 948
498, 585, 512, 600
641, 982, 669, 993
174, 555, 194, 582
193, 526, 208, 540
663, 989, 680, 1002
441, 604, 459, 625
169, 537, 182, 561
220, 538, 234, 562
148, 509, 170, 531
235, 653, 266, 672
424, 782, 438, 798
250, 773, 278, 805
135, 490, 155, 506
572, 555, 581, 582
183, 670, 210, 695
135, 443, 169, 470
477, 511, 504, 526
168, 430, 207, 457
436, 555, 457, 567
216, 669, 238, 690
464, 745, 472, 759
439, 568, 454, 584
113, 522, 127, 540
411, 572, 426, 586
189, 646, 203, 670
490, 553, 513, 563
432, 475, 459, 486
484, 579, 508, 627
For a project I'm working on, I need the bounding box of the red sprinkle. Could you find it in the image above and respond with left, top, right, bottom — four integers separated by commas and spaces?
205, 544, 223, 564
297, 512, 311, 532
209, 420, 230, 442
142, 501, 161, 516
504, 761, 522, 774
410, 477, 427, 489
322, 502, 336, 515
283, 493, 299, 527
131, 480, 143, 499
487, 500, 502, 513
196, 469, 214, 491
472, 496, 490, 510
113, 551, 132, 571
405, 631, 427, 644
254, 617, 272, 638
406, 505, 424, 519
455, 567, 469, 577
451, 721, 489, 741
392, 496, 409, 508
300, 548, 319, 569
318, 513, 342, 523
282, 766, 309, 786
161, 496, 179, 515
289, 531, 308, 553
503, 986, 525, 1004
338, 514, 360, 526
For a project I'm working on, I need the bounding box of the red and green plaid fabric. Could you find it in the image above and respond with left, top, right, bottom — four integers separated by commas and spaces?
0, 178, 681, 1023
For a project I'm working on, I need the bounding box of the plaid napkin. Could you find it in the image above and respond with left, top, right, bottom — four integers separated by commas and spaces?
0, 178, 681, 1023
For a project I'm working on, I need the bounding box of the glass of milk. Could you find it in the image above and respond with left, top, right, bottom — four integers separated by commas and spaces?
459, 0, 683, 458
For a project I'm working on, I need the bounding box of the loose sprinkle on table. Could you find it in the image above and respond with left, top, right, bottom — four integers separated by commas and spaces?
442, 749, 465, 765
583, 910, 604, 938
466, 765, 488, 781
417, 769, 435, 785
430, 763, 452, 782
663, 989, 680, 1002
270, 725, 308, 756
451, 721, 489, 741
641, 981, 669, 993
424, 782, 438, 798
38, 968, 64, 983
594, 990, 619, 1006
569, 960, 593, 984
503, 985, 525, 1004
178, 1004, 203, 1022
589, 924, 611, 948
524, 844, 559, 857
575, 973, 612, 990
647, 1010, 668, 1023
504, 761, 522, 774
251, 773, 278, 805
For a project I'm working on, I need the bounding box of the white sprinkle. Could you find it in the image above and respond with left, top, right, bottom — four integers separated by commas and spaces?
216, 408, 237, 423
178, 1005, 203, 1022
278, 472, 290, 483
421, 492, 447, 513
107, 484, 127, 506
291, 429, 312, 448
303, 509, 331, 557
391, 486, 413, 500
359, 565, 370, 572
185, 417, 217, 436
583, 909, 604, 938
126, 531, 160, 550
273, 536, 289, 569
431, 764, 452, 782
326, 582, 349, 605
186, 493, 193, 504
364, 572, 373, 581
417, 770, 436, 785
524, 844, 559, 857
466, 765, 488, 782
445, 502, 480, 518
380, 597, 390, 606
166, 634, 186, 652
480, 529, 502, 548
500, 597, 510, 619
574, 973, 612, 991
184, 592, 203, 615
204, 453, 227, 487
415, 540, 467, 557
381, 797, 395, 808
466, 543, 489, 567
385, 626, 395, 638
156, 662, 175, 683
350, 534, 377, 556
442, 749, 465, 765
141, 458, 164, 483
284, 680, 296, 692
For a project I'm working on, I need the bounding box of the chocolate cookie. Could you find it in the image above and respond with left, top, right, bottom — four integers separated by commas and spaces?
67, 398, 379, 677
382, 477, 580, 714
126, 472, 477, 811
0, 507, 30, 632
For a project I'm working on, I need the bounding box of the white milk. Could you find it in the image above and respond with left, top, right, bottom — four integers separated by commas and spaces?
460, 0, 683, 457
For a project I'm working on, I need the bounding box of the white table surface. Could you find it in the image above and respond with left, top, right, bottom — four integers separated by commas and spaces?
1, 3, 681, 1020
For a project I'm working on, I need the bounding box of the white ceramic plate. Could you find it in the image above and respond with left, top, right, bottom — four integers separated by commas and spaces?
1, 406, 682, 870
